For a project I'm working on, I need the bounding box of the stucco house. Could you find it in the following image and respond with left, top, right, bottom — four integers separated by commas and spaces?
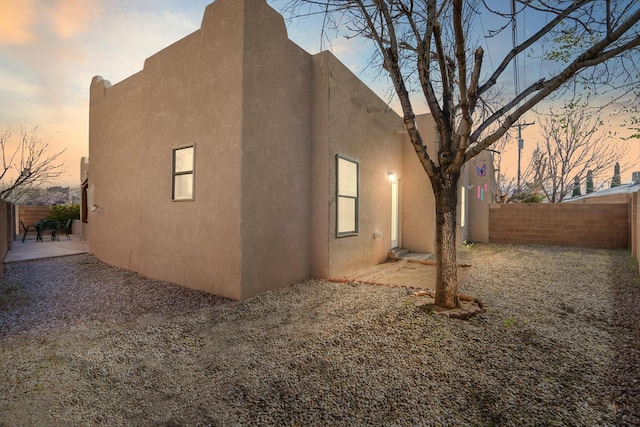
87, 0, 494, 300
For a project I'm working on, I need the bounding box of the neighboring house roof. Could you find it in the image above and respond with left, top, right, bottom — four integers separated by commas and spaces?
564, 182, 640, 202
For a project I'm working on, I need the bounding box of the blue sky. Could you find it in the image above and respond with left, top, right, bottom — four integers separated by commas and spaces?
0, 0, 637, 187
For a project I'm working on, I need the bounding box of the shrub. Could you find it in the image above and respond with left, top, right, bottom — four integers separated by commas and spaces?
47, 203, 80, 224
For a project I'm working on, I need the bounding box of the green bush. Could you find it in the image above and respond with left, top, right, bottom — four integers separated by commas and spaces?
47, 203, 80, 224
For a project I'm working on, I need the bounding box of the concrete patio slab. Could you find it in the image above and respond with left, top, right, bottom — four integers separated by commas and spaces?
342, 259, 473, 290
3, 235, 89, 263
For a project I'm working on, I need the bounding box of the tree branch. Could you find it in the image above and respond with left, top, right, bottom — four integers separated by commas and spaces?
477, 0, 590, 98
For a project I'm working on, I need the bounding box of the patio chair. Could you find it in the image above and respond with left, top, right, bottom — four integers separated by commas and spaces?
63, 218, 72, 240
20, 220, 38, 243
40, 220, 59, 241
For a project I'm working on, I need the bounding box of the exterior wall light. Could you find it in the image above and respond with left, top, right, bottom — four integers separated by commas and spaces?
388, 171, 397, 182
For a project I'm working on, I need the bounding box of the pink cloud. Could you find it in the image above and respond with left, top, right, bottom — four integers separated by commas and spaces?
51, 0, 102, 39
0, 1, 36, 45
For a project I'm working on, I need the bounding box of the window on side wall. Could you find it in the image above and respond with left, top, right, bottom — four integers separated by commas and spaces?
172, 145, 195, 201
336, 154, 359, 237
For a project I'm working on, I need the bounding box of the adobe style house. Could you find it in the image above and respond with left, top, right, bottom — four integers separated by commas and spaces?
88, 0, 494, 300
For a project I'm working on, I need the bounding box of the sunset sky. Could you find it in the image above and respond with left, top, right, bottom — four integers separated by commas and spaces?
0, 0, 638, 189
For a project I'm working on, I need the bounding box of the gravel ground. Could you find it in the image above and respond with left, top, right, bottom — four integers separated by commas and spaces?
0, 244, 639, 426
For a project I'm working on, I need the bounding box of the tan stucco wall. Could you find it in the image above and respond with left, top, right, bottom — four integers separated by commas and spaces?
401, 114, 437, 254
90, 0, 249, 300
466, 151, 495, 243
395, 114, 494, 249
0, 200, 12, 272
90, 73, 146, 279
238, 0, 313, 299
313, 53, 409, 278
309, 55, 331, 279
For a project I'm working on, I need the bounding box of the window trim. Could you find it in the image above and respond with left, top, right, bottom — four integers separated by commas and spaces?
336, 154, 359, 237
172, 144, 195, 201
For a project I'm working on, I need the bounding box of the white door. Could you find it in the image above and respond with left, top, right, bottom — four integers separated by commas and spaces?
391, 180, 399, 249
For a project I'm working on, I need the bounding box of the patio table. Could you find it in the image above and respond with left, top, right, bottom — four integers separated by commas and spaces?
35, 220, 59, 242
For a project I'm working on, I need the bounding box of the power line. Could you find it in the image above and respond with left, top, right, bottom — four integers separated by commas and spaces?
511, 0, 534, 192
512, 0, 519, 99
477, 11, 494, 72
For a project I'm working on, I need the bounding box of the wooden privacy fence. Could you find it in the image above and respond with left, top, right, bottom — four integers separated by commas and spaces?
16, 206, 52, 229
489, 203, 629, 250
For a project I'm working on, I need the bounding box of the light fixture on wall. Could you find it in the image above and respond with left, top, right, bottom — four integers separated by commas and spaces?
91, 204, 102, 213
388, 171, 397, 182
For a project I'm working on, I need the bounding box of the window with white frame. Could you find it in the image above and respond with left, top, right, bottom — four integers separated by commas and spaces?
172, 145, 195, 201
336, 155, 359, 236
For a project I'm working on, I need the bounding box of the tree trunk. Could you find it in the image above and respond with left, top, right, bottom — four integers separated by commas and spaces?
434, 176, 460, 309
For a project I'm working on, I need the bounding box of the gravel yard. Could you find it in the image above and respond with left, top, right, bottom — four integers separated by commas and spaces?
1, 244, 639, 426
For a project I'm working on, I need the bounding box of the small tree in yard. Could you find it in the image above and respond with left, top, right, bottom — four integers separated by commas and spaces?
47, 203, 80, 224
511, 183, 546, 203
285, 0, 640, 308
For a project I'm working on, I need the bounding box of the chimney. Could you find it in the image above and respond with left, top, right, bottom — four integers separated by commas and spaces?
633, 172, 640, 184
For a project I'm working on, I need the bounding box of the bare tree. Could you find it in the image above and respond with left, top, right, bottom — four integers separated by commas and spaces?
285, 0, 640, 308
494, 139, 547, 204
535, 99, 624, 202
0, 124, 66, 203
490, 133, 519, 203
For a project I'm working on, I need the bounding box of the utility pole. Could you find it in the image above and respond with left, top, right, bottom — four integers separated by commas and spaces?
512, 0, 534, 193
516, 120, 534, 191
